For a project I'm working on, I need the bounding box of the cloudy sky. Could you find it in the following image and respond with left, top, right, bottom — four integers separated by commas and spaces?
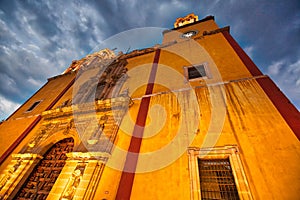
0, 0, 299, 120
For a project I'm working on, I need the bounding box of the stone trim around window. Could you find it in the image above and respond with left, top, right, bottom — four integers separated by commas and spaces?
183, 63, 211, 83
187, 145, 253, 200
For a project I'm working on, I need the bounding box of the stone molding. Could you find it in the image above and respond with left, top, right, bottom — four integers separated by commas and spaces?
187, 145, 253, 200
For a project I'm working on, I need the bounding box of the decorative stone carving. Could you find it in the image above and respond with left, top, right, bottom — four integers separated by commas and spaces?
0, 159, 21, 191
3, 48, 132, 199
0, 154, 42, 199
73, 59, 128, 104
61, 163, 86, 200
174, 13, 199, 28
66, 152, 110, 164
25, 119, 74, 153
62, 48, 116, 74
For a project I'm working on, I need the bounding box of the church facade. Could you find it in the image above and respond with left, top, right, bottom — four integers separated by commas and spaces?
0, 14, 299, 200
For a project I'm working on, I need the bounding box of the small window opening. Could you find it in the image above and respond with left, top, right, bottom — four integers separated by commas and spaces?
184, 63, 210, 82
188, 65, 207, 79
26, 100, 42, 112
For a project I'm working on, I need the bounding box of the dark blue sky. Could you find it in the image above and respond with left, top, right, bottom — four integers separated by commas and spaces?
0, 0, 299, 120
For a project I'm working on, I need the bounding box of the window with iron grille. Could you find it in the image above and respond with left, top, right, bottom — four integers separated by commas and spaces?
198, 158, 240, 200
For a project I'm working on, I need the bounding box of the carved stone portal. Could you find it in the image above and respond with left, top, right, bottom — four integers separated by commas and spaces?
15, 138, 74, 200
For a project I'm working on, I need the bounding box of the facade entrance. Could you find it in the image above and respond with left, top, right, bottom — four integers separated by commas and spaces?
15, 138, 74, 200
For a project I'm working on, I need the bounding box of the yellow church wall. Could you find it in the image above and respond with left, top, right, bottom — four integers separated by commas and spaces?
222, 80, 300, 199
8, 72, 75, 119
89, 28, 299, 198
123, 51, 156, 99
51, 82, 74, 109
93, 165, 123, 199
94, 99, 142, 199
0, 72, 76, 175
196, 33, 254, 81
0, 116, 45, 173
123, 87, 209, 199
109, 53, 299, 199
154, 49, 196, 91
94, 89, 198, 199
152, 33, 254, 97
130, 155, 191, 200
152, 43, 214, 92
0, 117, 36, 156
0, 116, 39, 171
128, 91, 194, 200
189, 79, 300, 199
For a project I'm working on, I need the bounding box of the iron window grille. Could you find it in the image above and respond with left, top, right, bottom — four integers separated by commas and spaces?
187, 146, 253, 200
198, 158, 240, 200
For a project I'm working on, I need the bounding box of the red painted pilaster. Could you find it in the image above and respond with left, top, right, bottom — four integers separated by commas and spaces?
115, 49, 161, 200
222, 30, 300, 140
0, 76, 76, 165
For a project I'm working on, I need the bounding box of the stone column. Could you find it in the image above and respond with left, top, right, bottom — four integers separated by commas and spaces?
0, 153, 42, 199
47, 152, 109, 200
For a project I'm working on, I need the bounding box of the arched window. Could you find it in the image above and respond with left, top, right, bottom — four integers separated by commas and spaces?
15, 138, 74, 200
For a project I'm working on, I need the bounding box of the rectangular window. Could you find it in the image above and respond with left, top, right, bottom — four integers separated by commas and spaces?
26, 100, 42, 112
198, 158, 240, 200
184, 63, 211, 82
188, 65, 206, 79
187, 146, 253, 200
